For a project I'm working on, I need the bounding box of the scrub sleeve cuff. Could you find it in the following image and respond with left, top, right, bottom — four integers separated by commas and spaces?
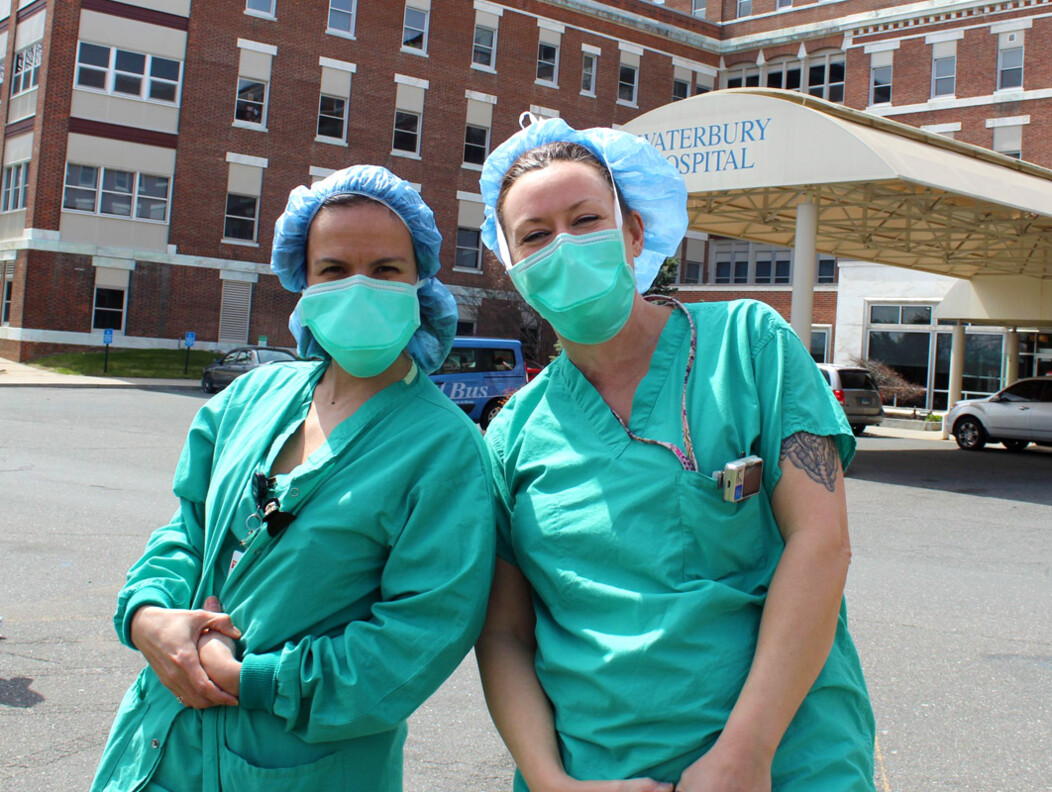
119, 586, 174, 648
239, 653, 279, 711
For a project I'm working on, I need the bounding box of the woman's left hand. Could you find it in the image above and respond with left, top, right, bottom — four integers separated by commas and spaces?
675, 735, 772, 792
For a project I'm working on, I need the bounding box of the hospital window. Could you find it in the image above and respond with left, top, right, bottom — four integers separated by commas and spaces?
692, 0, 706, 15
736, 0, 752, 18
75, 43, 182, 104
11, 43, 42, 97
234, 78, 267, 126
766, 59, 801, 91
317, 94, 347, 141
870, 64, 892, 105
753, 248, 790, 284
392, 110, 421, 154
62, 164, 169, 223
473, 25, 496, 68
869, 304, 934, 325
92, 287, 125, 332
245, 0, 275, 17
456, 320, 477, 336
1, 162, 29, 212
777, 0, 792, 9
537, 42, 559, 84
581, 53, 597, 95
931, 55, 956, 97
455, 228, 483, 271
328, 0, 356, 36
464, 124, 489, 166
1, 276, 12, 325
402, 6, 429, 53
672, 77, 690, 102
224, 193, 258, 241
810, 329, 829, 363
806, 53, 845, 102
712, 241, 750, 284
817, 255, 836, 284
997, 46, 1023, 90
618, 64, 638, 104
724, 65, 759, 89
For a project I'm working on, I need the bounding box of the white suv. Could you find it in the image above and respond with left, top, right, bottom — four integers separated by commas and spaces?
945, 377, 1052, 451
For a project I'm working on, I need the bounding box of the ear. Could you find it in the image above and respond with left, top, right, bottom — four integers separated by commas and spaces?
624, 209, 645, 260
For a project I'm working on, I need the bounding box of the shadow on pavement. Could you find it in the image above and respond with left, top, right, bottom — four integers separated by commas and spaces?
0, 676, 45, 708
848, 438, 1052, 507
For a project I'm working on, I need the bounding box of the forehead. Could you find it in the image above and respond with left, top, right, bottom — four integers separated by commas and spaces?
307, 202, 412, 249
501, 160, 612, 221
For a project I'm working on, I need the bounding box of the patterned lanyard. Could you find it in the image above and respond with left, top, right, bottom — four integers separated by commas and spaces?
608, 296, 699, 472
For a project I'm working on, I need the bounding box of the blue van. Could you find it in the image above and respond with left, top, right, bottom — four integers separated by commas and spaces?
429, 337, 527, 428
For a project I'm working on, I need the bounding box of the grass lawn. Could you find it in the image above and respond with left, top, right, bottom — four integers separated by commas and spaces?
31, 348, 219, 379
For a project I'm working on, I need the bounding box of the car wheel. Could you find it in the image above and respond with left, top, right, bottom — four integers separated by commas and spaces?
851, 425, 866, 437
201, 373, 216, 394
480, 399, 504, 430
953, 417, 986, 450
1002, 439, 1029, 452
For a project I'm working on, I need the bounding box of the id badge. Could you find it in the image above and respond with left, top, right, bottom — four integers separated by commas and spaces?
228, 549, 245, 576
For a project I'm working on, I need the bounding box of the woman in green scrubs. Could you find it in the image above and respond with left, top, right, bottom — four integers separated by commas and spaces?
475, 119, 875, 792
91, 166, 495, 792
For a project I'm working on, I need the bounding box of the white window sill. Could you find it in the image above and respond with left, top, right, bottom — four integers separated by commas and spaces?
400, 46, 429, 58
535, 79, 559, 89
73, 84, 181, 107
461, 162, 484, 172
243, 9, 276, 21
930, 93, 956, 102
232, 120, 268, 132
580, 90, 596, 98
994, 88, 1024, 98
867, 101, 893, 110
0, 207, 27, 215
471, 63, 497, 74
616, 98, 638, 108
326, 28, 356, 41
221, 238, 260, 248
452, 266, 484, 275
315, 135, 348, 147
390, 150, 421, 160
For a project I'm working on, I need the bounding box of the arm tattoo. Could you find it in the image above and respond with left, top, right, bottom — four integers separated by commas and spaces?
780, 432, 839, 493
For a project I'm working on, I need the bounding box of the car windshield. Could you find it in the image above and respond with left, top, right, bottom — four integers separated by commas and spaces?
838, 370, 877, 390
257, 349, 295, 363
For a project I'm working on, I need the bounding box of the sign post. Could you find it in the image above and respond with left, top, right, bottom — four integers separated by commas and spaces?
184, 331, 196, 374
103, 328, 113, 373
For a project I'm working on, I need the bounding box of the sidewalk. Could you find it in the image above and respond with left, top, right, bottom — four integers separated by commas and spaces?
0, 355, 200, 391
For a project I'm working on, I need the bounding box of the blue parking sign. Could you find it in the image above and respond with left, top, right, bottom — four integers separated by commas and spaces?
103, 328, 114, 345
185, 331, 196, 348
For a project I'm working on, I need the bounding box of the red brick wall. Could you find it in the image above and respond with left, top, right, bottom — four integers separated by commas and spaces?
20, 250, 95, 332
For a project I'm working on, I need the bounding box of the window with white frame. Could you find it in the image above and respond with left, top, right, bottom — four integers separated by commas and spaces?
581, 52, 597, 95
870, 63, 892, 105
992, 124, 1023, 160
62, 164, 170, 222
2, 162, 28, 212
766, 58, 802, 91
679, 238, 705, 284
224, 194, 258, 241
473, 25, 496, 68
618, 63, 638, 105
393, 110, 421, 154
11, 42, 42, 96
753, 247, 791, 284
328, 0, 356, 35
317, 94, 347, 140
712, 240, 750, 284
402, 6, 429, 52
92, 287, 125, 331
817, 255, 837, 284
75, 43, 182, 103
234, 78, 267, 125
724, 64, 760, 89
245, 0, 275, 17
997, 45, 1023, 90
672, 77, 689, 101
810, 328, 829, 363
456, 228, 483, 270
777, 0, 792, 8
1, 269, 12, 324
463, 124, 488, 166
692, 0, 706, 16
931, 55, 956, 97
537, 42, 558, 84
806, 51, 845, 102
736, 0, 752, 18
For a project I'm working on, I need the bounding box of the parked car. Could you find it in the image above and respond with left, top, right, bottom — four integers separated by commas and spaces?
945, 376, 1052, 451
201, 346, 297, 393
816, 364, 884, 436
429, 337, 527, 428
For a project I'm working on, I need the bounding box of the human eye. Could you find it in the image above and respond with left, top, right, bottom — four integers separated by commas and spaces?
573, 213, 600, 228
521, 229, 549, 245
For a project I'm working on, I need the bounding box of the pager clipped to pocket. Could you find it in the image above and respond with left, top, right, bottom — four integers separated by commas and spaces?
715, 455, 764, 503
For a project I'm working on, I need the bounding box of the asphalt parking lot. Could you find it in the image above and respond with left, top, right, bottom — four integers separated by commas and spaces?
1, 386, 1049, 791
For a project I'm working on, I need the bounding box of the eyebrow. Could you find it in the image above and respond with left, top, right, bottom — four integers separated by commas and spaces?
313, 255, 411, 268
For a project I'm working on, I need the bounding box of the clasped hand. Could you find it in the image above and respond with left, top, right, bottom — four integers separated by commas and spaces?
129, 596, 242, 709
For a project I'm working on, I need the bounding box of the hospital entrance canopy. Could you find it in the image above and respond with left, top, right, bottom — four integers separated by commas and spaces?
623, 89, 1052, 328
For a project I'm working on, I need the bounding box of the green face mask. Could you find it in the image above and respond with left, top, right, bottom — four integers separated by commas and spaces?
295, 275, 420, 378
508, 228, 637, 345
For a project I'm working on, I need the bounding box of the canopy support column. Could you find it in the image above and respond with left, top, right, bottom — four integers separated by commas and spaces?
942, 323, 966, 438
1004, 330, 1019, 384
790, 201, 817, 351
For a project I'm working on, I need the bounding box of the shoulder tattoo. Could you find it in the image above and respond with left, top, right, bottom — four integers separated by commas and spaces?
780, 432, 839, 493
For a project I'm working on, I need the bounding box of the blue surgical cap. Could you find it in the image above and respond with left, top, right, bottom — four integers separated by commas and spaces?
271, 165, 458, 374
479, 117, 688, 292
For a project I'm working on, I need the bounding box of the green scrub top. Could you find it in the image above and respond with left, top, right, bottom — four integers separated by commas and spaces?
92, 360, 495, 792
486, 300, 875, 791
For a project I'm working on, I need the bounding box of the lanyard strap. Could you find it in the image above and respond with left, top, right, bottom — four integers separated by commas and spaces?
609, 296, 699, 472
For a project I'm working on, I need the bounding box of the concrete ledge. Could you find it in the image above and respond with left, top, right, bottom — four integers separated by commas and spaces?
880, 417, 943, 432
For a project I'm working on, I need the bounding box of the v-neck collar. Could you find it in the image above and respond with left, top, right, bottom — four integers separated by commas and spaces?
554, 308, 689, 456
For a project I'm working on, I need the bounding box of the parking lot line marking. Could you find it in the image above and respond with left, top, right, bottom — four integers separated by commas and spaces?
874, 733, 892, 792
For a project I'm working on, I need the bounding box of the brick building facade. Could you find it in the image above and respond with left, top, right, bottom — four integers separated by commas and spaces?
0, 0, 1049, 385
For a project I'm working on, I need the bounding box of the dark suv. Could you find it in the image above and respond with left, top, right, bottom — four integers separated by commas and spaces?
816, 364, 884, 436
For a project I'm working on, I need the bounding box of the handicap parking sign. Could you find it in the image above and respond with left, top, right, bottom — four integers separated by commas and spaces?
103, 328, 114, 345
185, 331, 196, 348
